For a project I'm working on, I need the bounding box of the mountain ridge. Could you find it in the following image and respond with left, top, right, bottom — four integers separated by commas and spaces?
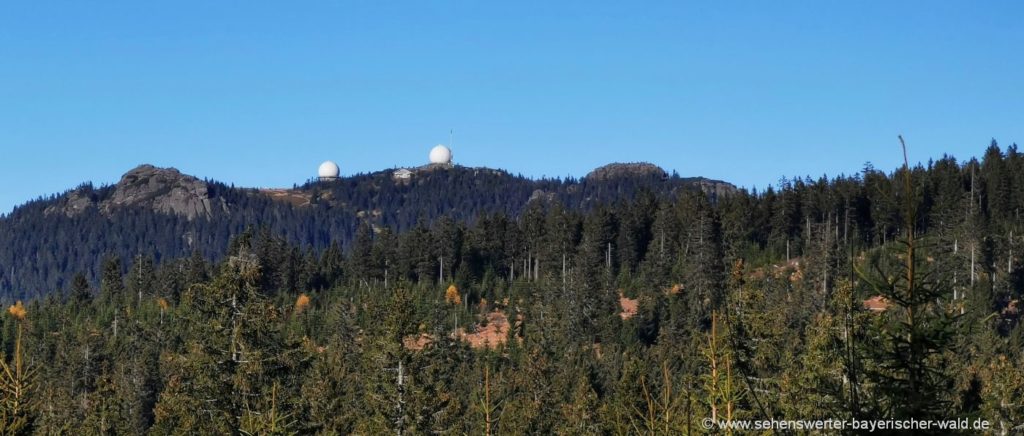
35, 162, 735, 220
0, 161, 734, 298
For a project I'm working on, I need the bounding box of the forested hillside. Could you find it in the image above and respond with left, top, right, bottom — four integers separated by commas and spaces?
0, 141, 1022, 433
0, 162, 727, 300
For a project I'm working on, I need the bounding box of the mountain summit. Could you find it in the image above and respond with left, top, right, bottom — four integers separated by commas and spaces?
585, 162, 668, 181
2, 162, 733, 297
45, 165, 225, 220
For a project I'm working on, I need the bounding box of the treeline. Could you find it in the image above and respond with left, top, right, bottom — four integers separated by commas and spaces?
0, 141, 1021, 433
0, 164, 707, 299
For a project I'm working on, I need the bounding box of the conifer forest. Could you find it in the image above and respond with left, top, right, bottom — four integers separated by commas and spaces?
1, 141, 1023, 434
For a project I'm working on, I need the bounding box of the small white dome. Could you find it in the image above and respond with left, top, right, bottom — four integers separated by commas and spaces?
429, 145, 452, 164
318, 160, 340, 179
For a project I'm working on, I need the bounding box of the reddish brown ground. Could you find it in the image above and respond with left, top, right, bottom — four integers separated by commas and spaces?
619, 293, 638, 320
404, 310, 521, 351
863, 295, 890, 312
748, 257, 803, 281
457, 311, 513, 349
259, 189, 311, 207
403, 333, 434, 351
1002, 299, 1019, 317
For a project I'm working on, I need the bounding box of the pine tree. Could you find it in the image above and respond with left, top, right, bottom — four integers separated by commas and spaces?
702, 313, 741, 432
152, 248, 295, 434
359, 287, 417, 435
855, 137, 964, 420
979, 352, 1024, 435
99, 255, 125, 304
0, 302, 36, 434
70, 273, 93, 304
126, 255, 156, 306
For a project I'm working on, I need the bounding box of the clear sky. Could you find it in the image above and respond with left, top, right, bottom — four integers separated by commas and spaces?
2, 1, 1022, 214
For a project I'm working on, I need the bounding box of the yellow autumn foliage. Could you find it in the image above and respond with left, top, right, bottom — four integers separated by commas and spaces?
445, 285, 461, 305
7, 301, 26, 321
295, 293, 311, 314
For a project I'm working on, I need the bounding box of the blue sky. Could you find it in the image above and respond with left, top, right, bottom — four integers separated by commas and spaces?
2, 1, 1022, 214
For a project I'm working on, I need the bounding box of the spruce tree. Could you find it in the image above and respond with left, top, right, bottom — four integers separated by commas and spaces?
855, 137, 964, 420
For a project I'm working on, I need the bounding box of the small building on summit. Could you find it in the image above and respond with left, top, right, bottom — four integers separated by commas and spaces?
392, 168, 413, 180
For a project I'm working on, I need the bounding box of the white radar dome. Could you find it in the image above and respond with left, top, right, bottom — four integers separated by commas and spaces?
318, 161, 340, 179
429, 145, 453, 164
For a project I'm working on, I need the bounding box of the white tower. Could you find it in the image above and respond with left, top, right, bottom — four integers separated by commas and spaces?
318, 160, 340, 181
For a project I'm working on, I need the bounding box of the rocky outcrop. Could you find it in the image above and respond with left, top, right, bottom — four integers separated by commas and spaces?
102, 165, 222, 219
696, 178, 738, 198
585, 162, 736, 197
585, 162, 668, 181
55, 191, 97, 217
45, 165, 224, 220
527, 189, 556, 203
